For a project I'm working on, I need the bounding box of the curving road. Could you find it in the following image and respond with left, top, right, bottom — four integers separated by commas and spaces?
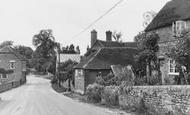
0, 75, 129, 115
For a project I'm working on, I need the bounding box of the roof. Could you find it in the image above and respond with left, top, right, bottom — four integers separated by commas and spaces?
75, 47, 138, 70
145, 0, 190, 32
93, 40, 137, 48
0, 46, 26, 61
58, 54, 81, 63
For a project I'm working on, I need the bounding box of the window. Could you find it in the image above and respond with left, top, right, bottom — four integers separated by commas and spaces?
10, 60, 16, 69
168, 59, 179, 75
0, 74, 7, 79
78, 69, 83, 76
75, 69, 83, 76
172, 20, 187, 37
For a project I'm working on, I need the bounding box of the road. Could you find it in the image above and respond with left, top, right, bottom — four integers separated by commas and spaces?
0, 75, 129, 115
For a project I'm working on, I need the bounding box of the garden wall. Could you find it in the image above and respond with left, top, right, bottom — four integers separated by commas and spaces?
119, 85, 190, 114
0, 80, 25, 93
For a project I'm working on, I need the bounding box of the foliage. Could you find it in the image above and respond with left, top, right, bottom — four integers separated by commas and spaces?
14, 45, 34, 68
60, 44, 80, 54
32, 29, 58, 74
86, 83, 104, 103
101, 86, 119, 106
134, 31, 160, 85
166, 31, 190, 84
96, 66, 135, 86
57, 60, 78, 90
51, 76, 58, 84
0, 41, 13, 49
113, 31, 122, 42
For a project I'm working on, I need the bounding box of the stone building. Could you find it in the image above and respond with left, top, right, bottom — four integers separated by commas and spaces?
145, 0, 190, 84
0, 46, 26, 84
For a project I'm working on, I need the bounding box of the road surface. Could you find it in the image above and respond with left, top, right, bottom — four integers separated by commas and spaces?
0, 75, 129, 115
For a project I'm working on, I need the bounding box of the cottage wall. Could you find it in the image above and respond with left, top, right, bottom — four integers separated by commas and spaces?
0, 53, 24, 84
74, 69, 85, 94
74, 69, 111, 94
152, 22, 190, 84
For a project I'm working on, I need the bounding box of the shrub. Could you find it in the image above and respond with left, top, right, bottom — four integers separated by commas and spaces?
51, 77, 58, 84
95, 76, 105, 86
101, 86, 119, 106
86, 83, 104, 103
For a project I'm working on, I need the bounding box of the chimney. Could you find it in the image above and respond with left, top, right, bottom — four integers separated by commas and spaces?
106, 31, 112, 41
91, 30, 97, 47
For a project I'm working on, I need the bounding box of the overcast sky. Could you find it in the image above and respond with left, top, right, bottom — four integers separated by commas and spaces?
0, 0, 170, 54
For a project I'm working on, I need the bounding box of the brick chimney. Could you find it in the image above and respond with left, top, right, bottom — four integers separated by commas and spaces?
91, 30, 97, 47
106, 31, 112, 41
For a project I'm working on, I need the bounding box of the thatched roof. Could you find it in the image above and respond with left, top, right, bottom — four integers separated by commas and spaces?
145, 0, 190, 32
75, 47, 138, 70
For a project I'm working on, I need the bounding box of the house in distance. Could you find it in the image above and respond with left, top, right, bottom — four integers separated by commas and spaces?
0, 46, 26, 85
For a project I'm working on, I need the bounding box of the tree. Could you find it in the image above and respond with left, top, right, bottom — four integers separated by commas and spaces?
14, 45, 34, 68
68, 44, 75, 53
32, 29, 58, 74
76, 46, 80, 54
58, 60, 78, 91
113, 31, 122, 42
0, 41, 13, 49
135, 31, 160, 85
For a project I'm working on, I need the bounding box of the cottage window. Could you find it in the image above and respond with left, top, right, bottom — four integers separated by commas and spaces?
168, 59, 179, 75
0, 74, 7, 79
78, 69, 83, 76
10, 60, 16, 69
172, 21, 187, 36
75, 69, 83, 76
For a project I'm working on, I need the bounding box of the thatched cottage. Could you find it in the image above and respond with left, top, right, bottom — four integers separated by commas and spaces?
145, 0, 190, 84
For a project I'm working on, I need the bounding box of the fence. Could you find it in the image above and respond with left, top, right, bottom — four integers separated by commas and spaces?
0, 80, 25, 93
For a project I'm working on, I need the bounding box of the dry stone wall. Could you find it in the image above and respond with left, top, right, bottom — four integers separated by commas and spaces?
119, 85, 190, 114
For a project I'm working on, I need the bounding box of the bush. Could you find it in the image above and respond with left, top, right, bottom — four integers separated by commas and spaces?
86, 83, 104, 103
51, 77, 58, 84
101, 86, 119, 106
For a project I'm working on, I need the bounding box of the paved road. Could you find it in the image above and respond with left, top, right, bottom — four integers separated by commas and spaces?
0, 75, 129, 115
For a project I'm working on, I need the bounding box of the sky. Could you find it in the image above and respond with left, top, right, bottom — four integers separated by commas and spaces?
0, 0, 170, 54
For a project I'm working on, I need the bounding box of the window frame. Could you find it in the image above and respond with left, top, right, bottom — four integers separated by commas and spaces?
172, 20, 187, 36
0, 74, 8, 79
9, 60, 16, 69
168, 59, 179, 75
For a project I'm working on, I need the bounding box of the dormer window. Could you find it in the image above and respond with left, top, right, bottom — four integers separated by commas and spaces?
172, 20, 187, 37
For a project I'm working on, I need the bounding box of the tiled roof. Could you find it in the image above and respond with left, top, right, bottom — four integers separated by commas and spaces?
0, 46, 26, 61
96, 40, 137, 48
75, 47, 138, 70
145, 0, 190, 32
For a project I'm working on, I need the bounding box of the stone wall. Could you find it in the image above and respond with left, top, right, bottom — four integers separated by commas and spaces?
119, 85, 190, 114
